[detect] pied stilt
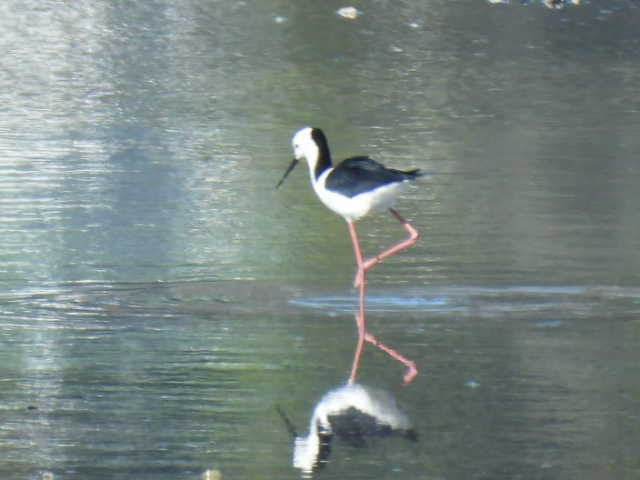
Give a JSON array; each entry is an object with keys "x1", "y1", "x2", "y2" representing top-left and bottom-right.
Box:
[{"x1": 277, "y1": 127, "x2": 421, "y2": 385}]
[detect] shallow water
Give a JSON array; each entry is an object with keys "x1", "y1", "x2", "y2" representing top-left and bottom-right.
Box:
[{"x1": 2, "y1": 1, "x2": 640, "y2": 479}]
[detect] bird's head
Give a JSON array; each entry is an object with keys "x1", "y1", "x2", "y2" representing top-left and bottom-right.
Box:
[
  {"x1": 292, "y1": 126, "x2": 316, "y2": 161},
  {"x1": 277, "y1": 126, "x2": 328, "y2": 188}
]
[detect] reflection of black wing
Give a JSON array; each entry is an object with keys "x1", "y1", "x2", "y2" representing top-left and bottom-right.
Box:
[
  {"x1": 329, "y1": 407, "x2": 418, "y2": 447},
  {"x1": 326, "y1": 156, "x2": 420, "y2": 198},
  {"x1": 329, "y1": 408, "x2": 388, "y2": 447}
]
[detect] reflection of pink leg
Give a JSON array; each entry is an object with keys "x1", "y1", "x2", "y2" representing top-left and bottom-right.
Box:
[
  {"x1": 346, "y1": 217, "x2": 419, "y2": 386},
  {"x1": 348, "y1": 305, "x2": 367, "y2": 384},
  {"x1": 365, "y1": 332, "x2": 418, "y2": 385},
  {"x1": 347, "y1": 221, "x2": 367, "y2": 385},
  {"x1": 354, "y1": 208, "x2": 419, "y2": 288}
]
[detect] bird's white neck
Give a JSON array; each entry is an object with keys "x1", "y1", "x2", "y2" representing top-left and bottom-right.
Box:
[{"x1": 303, "y1": 142, "x2": 332, "y2": 182}]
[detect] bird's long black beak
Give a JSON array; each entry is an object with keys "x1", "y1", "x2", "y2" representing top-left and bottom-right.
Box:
[{"x1": 275, "y1": 158, "x2": 299, "y2": 189}]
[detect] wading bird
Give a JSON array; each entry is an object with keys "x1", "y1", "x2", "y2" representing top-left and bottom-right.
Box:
[{"x1": 277, "y1": 127, "x2": 420, "y2": 385}]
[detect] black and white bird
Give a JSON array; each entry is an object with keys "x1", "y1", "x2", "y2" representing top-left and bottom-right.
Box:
[
  {"x1": 277, "y1": 127, "x2": 420, "y2": 223},
  {"x1": 278, "y1": 383, "x2": 416, "y2": 476},
  {"x1": 277, "y1": 127, "x2": 420, "y2": 385}
]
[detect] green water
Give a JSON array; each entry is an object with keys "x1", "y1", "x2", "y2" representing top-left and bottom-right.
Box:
[{"x1": 1, "y1": 1, "x2": 639, "y2": 479}]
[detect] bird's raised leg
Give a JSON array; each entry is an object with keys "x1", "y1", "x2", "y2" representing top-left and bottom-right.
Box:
[{"x1": 354, "y1": 208, "x2": 419, "y2": 288}]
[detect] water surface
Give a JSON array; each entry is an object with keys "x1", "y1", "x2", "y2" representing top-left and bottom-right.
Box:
[{"x1": 1, "y1": 1, "x2": 639, "y2": 479}]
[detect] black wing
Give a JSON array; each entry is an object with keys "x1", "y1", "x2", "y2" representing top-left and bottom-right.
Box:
[{"x1": 325, "y1": 156, "x2": 420, "y2": 198}]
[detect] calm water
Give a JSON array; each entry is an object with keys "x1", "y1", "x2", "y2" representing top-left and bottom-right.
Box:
[{"x1": 2, "y1": 1, "x2": 640, "y2": 479}]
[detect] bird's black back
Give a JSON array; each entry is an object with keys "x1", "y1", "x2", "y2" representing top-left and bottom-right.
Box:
[{"x1": 325, "y1": 156, "x2": 420, "y2": 198}]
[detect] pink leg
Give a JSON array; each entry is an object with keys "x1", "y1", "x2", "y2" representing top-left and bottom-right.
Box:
[
  {"x1": 347, "y1": 221, "x2": 367, "y2": 384},
  {"x1": 354, "y1": 208, "x2": 419, "y2": 288},
  {"x1": 346, "y1": 218, "x2": 419, "y2": 385}
]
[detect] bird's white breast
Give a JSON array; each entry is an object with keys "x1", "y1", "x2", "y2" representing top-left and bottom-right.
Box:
[{"x1": 314, "y1": 169, "x2": 409, "y2": 221}]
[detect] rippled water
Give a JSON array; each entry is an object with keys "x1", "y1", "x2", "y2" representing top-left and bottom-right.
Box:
[{"x1": 2, "y1": 1, "x2": 640, "y2": 479}]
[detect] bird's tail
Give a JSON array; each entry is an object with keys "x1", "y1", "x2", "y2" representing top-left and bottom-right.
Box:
[{"x1": 403, "y1": 168, "x2": 422, "y2": 180}]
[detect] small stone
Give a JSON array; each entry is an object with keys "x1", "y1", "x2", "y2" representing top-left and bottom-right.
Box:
[{"x1": 337, "y1": 6, "x2": 361, "y2": 20}]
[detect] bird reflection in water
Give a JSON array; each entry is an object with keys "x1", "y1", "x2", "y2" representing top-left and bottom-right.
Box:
[{"x1": 278, "y1": 383, "x2": 416, "y2": 476}]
